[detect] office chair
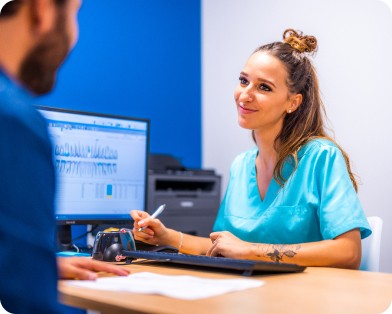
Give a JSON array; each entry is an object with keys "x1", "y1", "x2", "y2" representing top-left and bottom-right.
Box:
[{"x1": 359, "y1": 216, "x2": 383, "y2": 272}]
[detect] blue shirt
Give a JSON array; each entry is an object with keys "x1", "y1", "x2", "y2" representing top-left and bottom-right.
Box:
[
  {"x1": 0, "y1": 70, "x2": 61, "y2": 313},
  {"x1": 213, "y1": 139, "x2": 371, "y2": 244}
]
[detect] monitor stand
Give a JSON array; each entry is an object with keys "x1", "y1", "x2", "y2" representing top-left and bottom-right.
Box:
[{"x1": 56, "y1": 225, "x2": 73, "y2": 252}]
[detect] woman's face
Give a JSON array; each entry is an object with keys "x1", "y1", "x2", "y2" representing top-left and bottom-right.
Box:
[{"x1": 234, "y1": 52, "x2": 297, "y2": 134}]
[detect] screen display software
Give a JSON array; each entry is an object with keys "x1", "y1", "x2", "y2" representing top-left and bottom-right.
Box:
[{"x1": 38, "y1": 106, "x2": 149, "y2": 223}]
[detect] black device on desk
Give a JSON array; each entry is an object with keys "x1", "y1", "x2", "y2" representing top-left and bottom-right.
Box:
[
  {"x1": 148, "y1": 154, "x2": 221, "y2": 237},
  {"x1": 122, "y1": 251, "x2": 306, "y2": 276},
  {"x1": 91, "y1": 230, "x2": 178, "y2": 262}
]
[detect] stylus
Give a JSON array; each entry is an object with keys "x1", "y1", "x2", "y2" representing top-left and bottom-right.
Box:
[{"x1": 138, "y1": 204, "x2": 166, "y2": 232}]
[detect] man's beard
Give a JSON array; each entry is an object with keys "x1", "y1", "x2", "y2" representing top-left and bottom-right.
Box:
[{"x1": 19, "y1": 10, "x2": 70, "y2": 95}]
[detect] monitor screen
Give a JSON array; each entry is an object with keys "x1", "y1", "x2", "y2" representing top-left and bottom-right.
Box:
[{"x1": 37, "y1": 106, "x2": 149, "y2": 227}]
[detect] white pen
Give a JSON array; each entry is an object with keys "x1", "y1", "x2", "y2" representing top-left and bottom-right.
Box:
[{"x1": 138, "y1": 204, "x2": 166, "y2": 232}]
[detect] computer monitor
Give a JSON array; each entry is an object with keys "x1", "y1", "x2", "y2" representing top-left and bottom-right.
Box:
[{"x1": 37, "y1": 106, "x2": 149, "y2": 251}]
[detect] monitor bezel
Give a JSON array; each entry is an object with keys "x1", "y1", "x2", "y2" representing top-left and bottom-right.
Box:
[{"x1": 37, "y1": 105, "x2": 150, "y2": 226}]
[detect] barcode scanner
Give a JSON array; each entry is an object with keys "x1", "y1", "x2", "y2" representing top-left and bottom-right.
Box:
[{"x1": 92, "y1": 228, "x2": 136, "y2": 262}]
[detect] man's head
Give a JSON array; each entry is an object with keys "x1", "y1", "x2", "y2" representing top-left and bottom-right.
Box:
[{"x1": 0, "y1": 0, "x2": 81, "y2": 94}]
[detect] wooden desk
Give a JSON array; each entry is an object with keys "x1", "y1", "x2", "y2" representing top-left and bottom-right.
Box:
[{"x1": 58, "y1": 262, "x2": 392, "y2": 314}]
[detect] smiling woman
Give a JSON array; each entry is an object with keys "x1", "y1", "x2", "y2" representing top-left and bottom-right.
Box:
[
  {"x1": 130, "y1": 29, "x2": 371, "y2": 270},
  {"x1": 235, "y1": 52, "x2": 300, "y2": 138}
]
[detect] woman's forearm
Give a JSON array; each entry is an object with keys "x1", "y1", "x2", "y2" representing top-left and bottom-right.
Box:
[{"x1": 249, "y1": 229, "x2": 361, "y2": 269}]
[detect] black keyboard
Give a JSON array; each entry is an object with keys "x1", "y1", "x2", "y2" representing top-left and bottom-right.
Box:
[{"x1": 122, "y1": 250, "x2": 306, "y2": 276}]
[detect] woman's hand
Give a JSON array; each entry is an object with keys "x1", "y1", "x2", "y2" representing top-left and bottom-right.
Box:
[
  {"x1": 130, "y1": 210, "x2": 171, "y2": 245},
  {"x1": 206, "y1": 231, "x2": 253, "y2": 259}
]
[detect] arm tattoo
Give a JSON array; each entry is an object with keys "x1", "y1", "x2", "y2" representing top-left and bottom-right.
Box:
[{"x1": 254, "y1": 244, "x2": 301, "y2": 263}]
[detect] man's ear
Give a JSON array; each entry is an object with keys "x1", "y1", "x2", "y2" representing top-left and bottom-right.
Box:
[
  {"x1": 286, "y1": 93, "x2": 303, "y2": 114},
  {"x1": 28, "y1": 0, "x2": 56, "y2": 35}
]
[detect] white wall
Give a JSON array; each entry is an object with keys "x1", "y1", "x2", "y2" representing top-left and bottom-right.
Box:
[{"x1": 202, "y1": 0, "x2": 392, "y2": 273}]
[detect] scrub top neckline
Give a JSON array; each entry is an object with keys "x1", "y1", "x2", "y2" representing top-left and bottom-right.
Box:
[{"x1": 252, "y1": 150, "x2": 281, "y2": 207}]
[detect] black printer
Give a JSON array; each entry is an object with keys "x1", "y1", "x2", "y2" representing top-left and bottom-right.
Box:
[{"x1": 147, "y1": 154, "x2": 221, "y2": 237}]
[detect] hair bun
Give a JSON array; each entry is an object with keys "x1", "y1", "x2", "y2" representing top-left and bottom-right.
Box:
[{"x1": 283, "y1": 29, "x2": 317, "y2": 54}]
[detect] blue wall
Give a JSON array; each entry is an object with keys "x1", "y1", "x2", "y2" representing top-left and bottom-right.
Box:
[
  {"x1": 39, "y1": 3, "x2": 201, "y2": 313},
  {"x1": 38, "y1": 0, "x2": 201, "y2": 168}
]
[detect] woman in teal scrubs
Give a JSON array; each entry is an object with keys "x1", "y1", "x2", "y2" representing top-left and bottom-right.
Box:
[{"x1": 131, "y1": 29, "x2": 371, "y2": 269}]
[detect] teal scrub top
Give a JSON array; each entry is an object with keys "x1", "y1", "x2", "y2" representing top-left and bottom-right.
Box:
[{"x1": 213, "y1": 139, "x2": 371, "y2": 244}]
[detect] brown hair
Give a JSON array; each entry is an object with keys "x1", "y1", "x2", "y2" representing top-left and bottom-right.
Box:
[{"x1": 252, "y1": 29, "x2": 358, "y2": 191}]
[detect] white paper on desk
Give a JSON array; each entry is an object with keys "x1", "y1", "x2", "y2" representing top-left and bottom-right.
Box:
[{"x1": 65, "y1": 272, "x2": 264, "y2": 300}]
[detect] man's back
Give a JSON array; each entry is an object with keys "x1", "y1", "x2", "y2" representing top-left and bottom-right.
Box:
[{"x1": 0, "y1": 70, "x2": 61, "y2": 313}]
